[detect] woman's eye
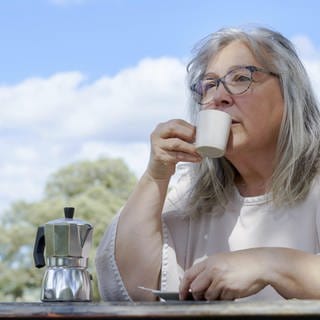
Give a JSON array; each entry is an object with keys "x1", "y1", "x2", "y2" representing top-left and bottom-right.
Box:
[
  {"x1": 204, "y1": 81, "x2": 217, "y2": 91},
  {"x1": 231, "y1": 74, "x2": 250, "y2": 82}
]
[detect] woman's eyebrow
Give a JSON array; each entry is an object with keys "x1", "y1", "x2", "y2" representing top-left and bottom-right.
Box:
[
  {"x1": 203, "y1": 64, "x2": 249, "y2": 79},
  {"x1": 203, "y1": 73, "x2": 218, "y2": 80}
]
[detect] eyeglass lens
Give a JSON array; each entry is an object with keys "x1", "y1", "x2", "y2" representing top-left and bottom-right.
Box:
[{"x1": 195, "y1": 67, "x2": 253, "y2": 104}]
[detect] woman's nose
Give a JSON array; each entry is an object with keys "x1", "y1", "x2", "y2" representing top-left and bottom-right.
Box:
[{"x1": 201, "y1": 84, "x2": 233, "y2": 110}]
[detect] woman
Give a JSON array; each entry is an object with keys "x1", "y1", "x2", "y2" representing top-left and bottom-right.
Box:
[{"x1": 95, "y1": 26, "x2": 320, "y2": 301}]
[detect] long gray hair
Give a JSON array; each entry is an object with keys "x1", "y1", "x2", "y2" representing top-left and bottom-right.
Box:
[{"x1": 181, "y1": 26, "x2": 320, "y2": 217}]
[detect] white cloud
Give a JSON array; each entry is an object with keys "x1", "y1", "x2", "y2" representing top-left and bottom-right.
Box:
[
  {"x1": 0, "y1": 58, "x2": 187, "y2": 140},
  {"x1": 292, "y1": 35, "x2": 320, "y2": 100},
  {"x1": 76, "y1": 141, "x2": 150, "y2": 178},
  {"x1": 0, "y1": 57, "x2": 187, "y2": 213},
  {"x1": 292, "y1": 35, "x2": 320, "y2": 60},
  {"x1": 14, "y1": 146, "x2": 38, "y2": 162},
  {"x1": 303, "y1": 60, "x2": 320, "y2": 100}
]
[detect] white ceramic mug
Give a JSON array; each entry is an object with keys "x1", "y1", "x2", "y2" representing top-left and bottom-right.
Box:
[{"x1": 195, "y1": 109, "x2": 231, "y2": 158}]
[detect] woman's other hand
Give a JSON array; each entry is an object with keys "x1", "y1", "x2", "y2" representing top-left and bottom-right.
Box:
[{"x1": 179, "y1": 249, "x2": 268, "y2": 301}]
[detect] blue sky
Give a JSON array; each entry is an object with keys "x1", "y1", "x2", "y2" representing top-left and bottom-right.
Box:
[
  {"x1": 0, "y1": 0, "x2": 320, "y2": 213},
  {"x1": 1, "y1": 0, "x2": 319, "y2": 83}
]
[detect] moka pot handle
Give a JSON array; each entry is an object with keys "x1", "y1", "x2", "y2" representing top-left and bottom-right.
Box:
[{"x1": 33, "y1": 226, "x2": 45, "y2": 268}]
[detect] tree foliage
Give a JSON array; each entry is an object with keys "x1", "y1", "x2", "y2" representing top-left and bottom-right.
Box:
[{"x1": 0, "y1": 158, "x2": 137, "y2": 301}]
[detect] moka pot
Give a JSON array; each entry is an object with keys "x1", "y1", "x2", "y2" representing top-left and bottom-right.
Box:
[{"x1": 33, "y1": 207, "x2": 93, "y2": 302}]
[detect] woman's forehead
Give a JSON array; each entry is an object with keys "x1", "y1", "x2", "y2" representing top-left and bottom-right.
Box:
[{"x1": 206, "y1": 40, "x2": 259, "y2": 74}]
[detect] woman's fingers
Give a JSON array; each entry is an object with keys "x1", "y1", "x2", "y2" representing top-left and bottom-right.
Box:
[
  {"x1": 148, "y1": 119, "x2": 201, "y2": 179},
  {"x1": 153, "y1": 120, "x2": 199, "y2": 159},
  {"x1": 159, "y1": 138, "x2": 200, "y2": 158},
  {"x1": 179, "y1": 262, "x2": 207, "y2": 300},
  {"x1": 157, "y1": 119, "x2": 197, "y2": 142}
]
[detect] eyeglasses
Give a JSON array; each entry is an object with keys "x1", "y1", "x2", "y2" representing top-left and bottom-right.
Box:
[{"x1": 191, "y1": 65, "x2": 279, "y2": 105}]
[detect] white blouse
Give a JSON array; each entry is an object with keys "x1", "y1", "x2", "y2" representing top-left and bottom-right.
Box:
[{"x1": 95, "y1": 177, "x2": 320, "y2": 301}]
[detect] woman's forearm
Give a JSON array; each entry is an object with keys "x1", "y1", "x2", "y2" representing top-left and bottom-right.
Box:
[
  {"x1": 263, "y1": 247, "x2": 320, "y2": 299},
  {"x1": 115, "y1": 171, "x2": 170, "y2": 301}
]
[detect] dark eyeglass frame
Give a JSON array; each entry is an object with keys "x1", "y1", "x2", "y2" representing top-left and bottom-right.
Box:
[{"x1": 191, "y1": 65, "x2": 279, "y2": 105}]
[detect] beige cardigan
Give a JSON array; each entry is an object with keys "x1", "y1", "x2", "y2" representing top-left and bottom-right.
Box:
[{"x1": 95, "y1": 177, "x2": 320, "y2": 301}]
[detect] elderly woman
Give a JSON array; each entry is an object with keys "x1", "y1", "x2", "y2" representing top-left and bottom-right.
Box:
[{"x1": 95, "y1": 26, "x2": 320, "y2": 301}]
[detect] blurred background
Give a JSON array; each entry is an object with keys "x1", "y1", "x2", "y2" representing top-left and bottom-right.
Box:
[{"x1": 0, "y1": 0, "x2": 319, "y2": 301}]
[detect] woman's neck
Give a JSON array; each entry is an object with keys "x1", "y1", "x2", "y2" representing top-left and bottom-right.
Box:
[
  {"x1": 228, "y1": 152, "x2": 275, "y2": 197},
  {"x1": 234, "y1": 176, "x2": 269, "y2": 197}
]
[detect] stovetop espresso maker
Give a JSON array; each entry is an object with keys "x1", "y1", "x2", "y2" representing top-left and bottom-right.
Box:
[{"x1": 33, "y1": 207, "x2": 93, "y2": 302}]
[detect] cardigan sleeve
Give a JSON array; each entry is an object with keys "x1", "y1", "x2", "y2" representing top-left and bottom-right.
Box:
[{"x1": 95, "y1": 212, "x2": 132, "y2": 301}]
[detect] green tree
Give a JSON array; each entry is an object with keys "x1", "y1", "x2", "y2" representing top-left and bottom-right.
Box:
[{"x1": 0, "y1": 157, "x2": 137, "y2": 301}]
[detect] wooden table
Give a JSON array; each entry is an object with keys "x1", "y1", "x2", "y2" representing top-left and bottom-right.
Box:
[{"x1": 1, "y1": 300, "x2": 320, "y2": 319}]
